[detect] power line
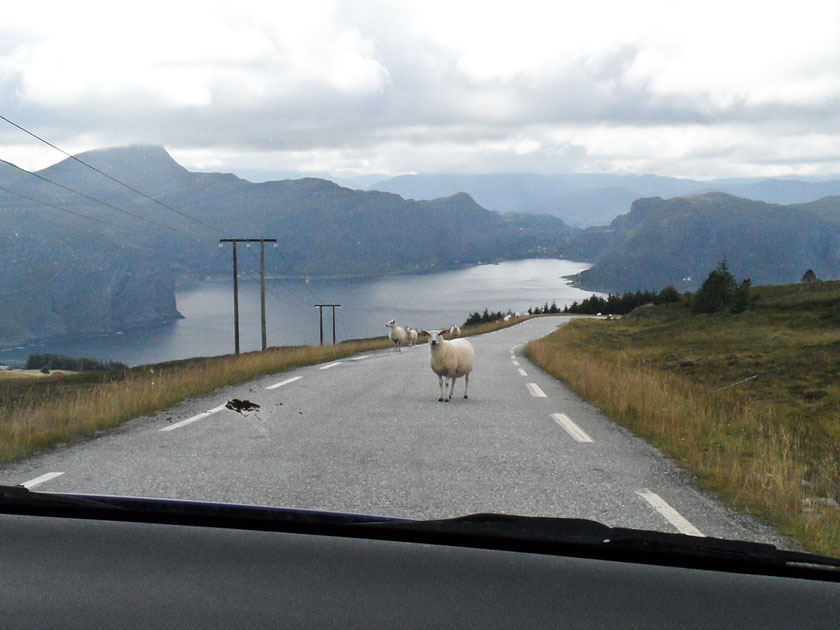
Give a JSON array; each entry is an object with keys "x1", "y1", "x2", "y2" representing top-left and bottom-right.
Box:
[
  {"x1": 219, "y1": 239, "x2": 277, "y2": 354},
  {"x1": 1, "y1": 114, "x2": 328, "y2": 309},
  {"x1": 313, "y1": 304, "x2": 341, "y2": 345},
  {"x1": 0, "y1": 114, "x2": 221, "y2": 234},
  {"x1": 0, "y1": 157, "x2": 183, "y2": 234},
  {"x1": 0, "y1": 184, "x2": 130, "y2": 232}
]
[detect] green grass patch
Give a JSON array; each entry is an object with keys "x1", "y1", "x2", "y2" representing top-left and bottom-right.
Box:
[{"x1": 526, "y1": 282, "x2": 840, "y2": 557}]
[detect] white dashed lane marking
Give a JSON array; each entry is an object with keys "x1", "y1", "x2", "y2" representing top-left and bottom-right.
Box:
[
  {"x1": 518, "y1": 368, "x2": 527, "y2": 376},
  {"x1": 349, "y1": 355, "x2": 370, "y2": 361},
  {"x1": 160, "y1": 404, "x2": 227, "y2": 432},
  {"x1": 512, "y1": 360, "x2": 520, "y2": 366},
  {"x1": 636, "y1": 489, "x2": 704, "y2": 537},
  {"x1": 21, "y1": 472, "x2": 64, "y2": 489},
  {"x1": 551, "y1": 413, "x2": 593, "y2": 443},
  {"x1": 319, "y1": 362, "x2": 342, "y2": 370},
  {"x1": 266, "y1": 376, "x2": 303, "y2": 390},
  {"x1": 527, "y1": 383, "x2": 547, "y2": 398}
]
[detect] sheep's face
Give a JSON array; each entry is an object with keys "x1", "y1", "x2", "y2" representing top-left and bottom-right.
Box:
[
  {"x1": 385, "y1": 319, "x2": 396, "y2": 329},
  {"x1": 423, "y1": 329, "x2": 446, "y2": 346}
]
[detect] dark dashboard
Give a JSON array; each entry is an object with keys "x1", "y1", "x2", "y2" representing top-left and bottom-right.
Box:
[{"x1": 2, "y1": 487, "x2": 838, "y2": 629}]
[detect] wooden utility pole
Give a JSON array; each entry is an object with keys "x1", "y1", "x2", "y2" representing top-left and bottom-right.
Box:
[
  {"x1": 220, "y1": 238, "x2": 277, "y2": 354},
  {"x1": 260, "y1": 241, "x2": 267, "y2": 351},
  {"x1": 314, "y1": 304, "x2": 340, "y2": 345}
]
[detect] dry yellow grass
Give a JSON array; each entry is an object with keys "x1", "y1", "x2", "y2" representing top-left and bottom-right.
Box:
[
  {"x1": 0, "y1": 316, "x2": 525, "y2": 463},
  {"x1": 526, "y1": 299, "x2": 840, "y2": 556},
  {"x1": 0, "y1": 369, "x2": 77, "y2": 379}
]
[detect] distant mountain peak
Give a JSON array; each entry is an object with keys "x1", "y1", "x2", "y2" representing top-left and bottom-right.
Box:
[
  {"x1": 424, "y1": 191, "x2": 485, "y2": 211},
  {"x1": 38, "y1": 144, "x2": 189, "y2": 189},
  {"x1": 73, "y1": 144, "x2": 187, "y2": 173}
]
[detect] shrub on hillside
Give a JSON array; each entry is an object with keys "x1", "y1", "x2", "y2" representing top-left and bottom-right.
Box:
[
  {"x1": 559, "y1": 287, "x2": 681, "y2": 316},
  {"x1": 25, "y1": 353, "x2": 128, "y2": 372},
  {"x1": 691, "y1": 260, "x2": 752, "y2": 314},
  {"x1": 463, "y1": 308, "x2": 509, "y2": 326}
]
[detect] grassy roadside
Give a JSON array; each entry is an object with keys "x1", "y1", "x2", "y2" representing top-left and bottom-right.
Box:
[
  {"x1": 0, "y1": 316, "x2": 526, "y2": 463},
  {"x1": 526, "y1": 281, "x2": 840, "y2": 556}
]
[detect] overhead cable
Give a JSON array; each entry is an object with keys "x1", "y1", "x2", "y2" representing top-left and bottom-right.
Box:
[{"x1": 0, "y1": 114, "x2": 220, "y2": 233}]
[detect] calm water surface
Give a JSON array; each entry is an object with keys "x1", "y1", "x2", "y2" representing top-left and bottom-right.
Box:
[{"x1": 1, "y1": 259, "x2": 601, "y2": 367}]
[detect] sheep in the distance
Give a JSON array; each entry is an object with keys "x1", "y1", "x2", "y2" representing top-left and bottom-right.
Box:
[
  {"x1": 405, "y1": 327, "x2": 418, "y2": 347},
  {"x1": 448, "y1": 324, "x2": 461, "y2": 338},
  {"x1": 421, "y1": 329, "x2": 474, "y2": 401},
  {"x1": 385, "y1": 319, "x2": 407, "y2": 351}
]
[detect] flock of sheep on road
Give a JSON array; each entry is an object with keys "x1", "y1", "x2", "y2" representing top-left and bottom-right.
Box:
[{"x1": 385, "y1": 318, "x2": 475, "y2": 402}]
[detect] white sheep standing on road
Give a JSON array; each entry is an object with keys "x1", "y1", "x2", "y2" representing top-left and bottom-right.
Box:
[
  {"x1": 421, "y1": 329, "x2": 474, "y2": 401},
  {"x1": 448, "y1": 324, "x2": 461, "y2": 338},
  {"x1": 405, "y1": 327, "x2": 418, "y2": 347},
  {"x1": 385, "y1": 319, "x2": 407, "y2": 351}
]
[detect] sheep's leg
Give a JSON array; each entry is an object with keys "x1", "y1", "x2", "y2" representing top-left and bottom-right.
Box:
[
  {"x1": 463, "y1": 372, "x2": 469, "y2": 399},
  {"x1": 437, "y1": 375, "x2": 445, "y2": 402},
  {"x1": 447, "y1": 375, "x2": 456, "y2": 401}
]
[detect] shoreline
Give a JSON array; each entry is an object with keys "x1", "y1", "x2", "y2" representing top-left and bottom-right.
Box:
[{"x1": 3, "y1": 258, "x2": 598, "y2": 366}]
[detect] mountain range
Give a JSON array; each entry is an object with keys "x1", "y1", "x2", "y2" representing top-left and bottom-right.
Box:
[
  {"x1": 3, "y1": 145, "x2": 839, "y2": 345},
  {"x1": 369, "y1": 173, "x2": 840, "y2": 228},
  {"x1": 0, "y1": 146, "x2": 576, "y2": 345},
  {"x1": 571, "y1": 193, "x2": 840, "y2": 293}
]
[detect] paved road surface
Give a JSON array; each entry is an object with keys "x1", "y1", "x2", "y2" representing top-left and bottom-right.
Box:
[{"x1": 0, "y1": 316, "x2": 790, "y2": 546}]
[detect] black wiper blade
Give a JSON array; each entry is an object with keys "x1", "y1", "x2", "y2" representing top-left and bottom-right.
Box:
[
  {"x1": 388, "y1": 512, "x2": 840, "y2": 576},
  {"x1": 0, "y1": 484, "x2": 125, "y2": 512},
  {"x1": 0, "y1": 485, "x2": 405, "y2": 530},
  {"x1": 384, "y1": 512, "x2": 613, "y2": 544},
  {"x1": 2, "y1": 489, "x2": 837, "y2": 579},
  {"x1": 604, "y1": 524, "x2": 840, "y2": 570}
]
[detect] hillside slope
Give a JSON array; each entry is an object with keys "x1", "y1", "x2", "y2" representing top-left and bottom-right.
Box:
[
  {"x1": 526, "y1": 281, "x2": 840, "y2": 555},
  {"x1": 572, "y1": 193, "x2": 840, "y2": 292},
  {"x1": 370, "y1": 172, "x2": 840, "y2": 227},
  {"x1": 0, "y1": 146, "x2": 577, "y2": 344}
]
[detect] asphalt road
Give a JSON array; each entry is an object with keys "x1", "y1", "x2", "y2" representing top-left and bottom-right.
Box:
[{"x1": 0, "y1": 316, "x2": 790, "y2": 546}]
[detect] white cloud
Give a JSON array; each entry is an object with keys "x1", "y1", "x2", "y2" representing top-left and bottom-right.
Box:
[
  {"x1": 2, "y1": 0, "x2": 840, "y2": 177},
  {"x1": 2, "y1": 1, "x2": 389, "y2": 109}
]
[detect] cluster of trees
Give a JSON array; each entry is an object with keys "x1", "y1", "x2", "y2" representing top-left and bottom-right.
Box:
[
  {"x1": 463, "y1": 309, "x2": 514, "y2": 326},
  {"x1": 690, "y1": 260, "x2": 752, "y2": 314},
  {"x1": 25, "y1": 353, "x2": 128, "y2": 373},
  {"x1": 532, "y1": 260, "x2": 756, "y2": 317},
  {"x1": 464, "y1": 260, "x2": 759, "y2": 325},
  {"x1": 560, "y1": 287, "x2": 681, "y2": 316},
  {"x1": 529, "y1": 302, "x2": 561, "y2": 315}
]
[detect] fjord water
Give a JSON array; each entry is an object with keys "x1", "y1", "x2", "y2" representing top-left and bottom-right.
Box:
[{"x1": 1, "y1": 259, "x2": 599, "y2": 367}]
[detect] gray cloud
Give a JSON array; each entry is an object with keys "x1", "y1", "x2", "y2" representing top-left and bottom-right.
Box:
[{"x1": 2, "y1": 1, "x2": 840, "y2": 178}]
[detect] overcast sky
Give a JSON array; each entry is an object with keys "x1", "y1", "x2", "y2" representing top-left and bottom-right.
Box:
[{"x1": 2, "y1": 0, "x2": 839, "y2": 179}]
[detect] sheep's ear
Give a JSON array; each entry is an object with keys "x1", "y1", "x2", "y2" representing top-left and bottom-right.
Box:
[{"x1": 420, "y1": 330, "x2": 429, "y2": 336}]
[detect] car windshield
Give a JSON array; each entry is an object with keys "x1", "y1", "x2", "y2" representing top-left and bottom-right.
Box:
[{"x1": 1, "y1": 0, "x2": 838, "y2": 563}]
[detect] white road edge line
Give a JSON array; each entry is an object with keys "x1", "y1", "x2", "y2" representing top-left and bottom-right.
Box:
[
  {"x1": 319, "y1": 362, "x2": 342, "y2": 370},
  {"x1": 159, "y1": 404, "x2": 228, "y2": 432},
  {"x1": 518, "y1": 368, "x2": 527, "y2": 376},
  {"x1": 350, "y1": 355, "x2": 370, "y2": 361},
  {"x1": 527, "y1": 383, "x2": 547, "y2": 398},
  {"x1": 266, "y1": 375, "x2": 303, "y2": 390},
  {"x1": 512, "y1": 360, "x2": 520, "y2": 366},
  {"x1": 636, "y1": 489, "x2": 704, "y2": 537},
  {"x1": 21, "y1": 472, "x2": 64, "y2": 489},
  {"x1": 551, "y1": 413, "x2": 594, "y2": 443}
]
